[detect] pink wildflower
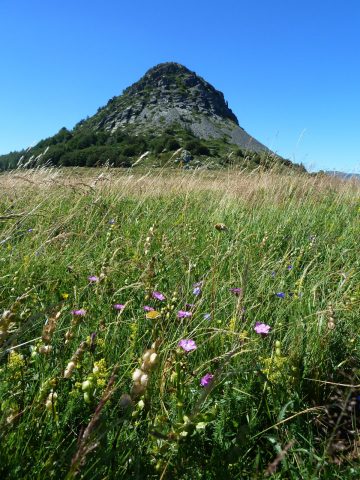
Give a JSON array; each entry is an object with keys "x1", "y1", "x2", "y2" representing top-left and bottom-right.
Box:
[
  {"x1": 178, "y1": 339, "x2": 197, "y2": 352},
  {"x1": 200, "y1": 373, "x2": 214, "y2": 387},
  {"x1": 254, "y1": 322, "x2": 271, "y2": 336},
  {"x1": 152, "y1": 291, "x2": 165, "y2": 301}
]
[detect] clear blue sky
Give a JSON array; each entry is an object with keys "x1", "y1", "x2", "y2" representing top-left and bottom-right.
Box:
[{"x1": 0, "y1": 0, "x2": 359, "y2": 172}]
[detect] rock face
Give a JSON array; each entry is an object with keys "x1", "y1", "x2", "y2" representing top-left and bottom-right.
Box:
[{"x1": 79, "y1": 62, "x2": 268, "y2": 152}]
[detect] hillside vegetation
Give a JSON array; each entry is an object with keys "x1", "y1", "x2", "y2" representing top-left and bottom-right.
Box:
[{"x1": 0, "y1": 167, "x2": 359, "y2": 479}]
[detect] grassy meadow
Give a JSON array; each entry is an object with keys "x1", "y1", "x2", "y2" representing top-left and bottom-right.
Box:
[{"x1": 0, "y1": 167, "x2": 359, "y2": 479}]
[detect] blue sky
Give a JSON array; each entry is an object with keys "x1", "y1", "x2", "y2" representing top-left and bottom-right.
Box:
[{"x1": 0, "y1": 0, "x2": 359, "y2": 172}]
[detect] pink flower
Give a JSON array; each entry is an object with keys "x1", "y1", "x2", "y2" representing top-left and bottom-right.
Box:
[
  {"x1": 152, "y1": 291, "x2": 165, "y2": 301},
  {"x1": 143, "y1": 305, "x2": 154, "y2": 312},
  {"x1": 178, "y1": 339, "x2": 197, "y2": 352},
  {"x1": 200, "y1": 373, "x2": 214, "y2": 387},
  {"x1": 254, "y1": 322, "x2": 271, "y2": 336},
  {"x1": 71, "y1": 309, "x2": 86, "y2": 316},
  {"x1": 88, "y1": 275, "x2": 99, "y2": 283},
  {"x1": 229, "y1": 287, "x2": 242, "y2": 296},
  {"x1": 177, "y1": 310, "x2": 192, "y2": 318},
  {"x1": 113, "y1": 304, "x2": 125, "y2": 311}
]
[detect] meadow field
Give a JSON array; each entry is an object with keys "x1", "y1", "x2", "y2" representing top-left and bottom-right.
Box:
[{"x1": 0, "y1": 167, "x2": 359, "y2": 479}]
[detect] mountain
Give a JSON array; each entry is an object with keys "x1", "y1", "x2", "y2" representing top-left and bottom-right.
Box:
[
  {"x1": 79, "y1": 62, "x2": 267, "y2": 152},
  {"x1": 0, "y1": 62, "x2": 305, "y2": 171},
  {"x1": 323, "y1": 171, "x2": 360, "y2": 180}
]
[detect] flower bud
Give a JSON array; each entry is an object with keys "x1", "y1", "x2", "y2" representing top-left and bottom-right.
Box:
[
  {"x1": 64, "y1": 361, "x2": 75, "y2": 378},
  {"x1": 149, "y1": 352, "x2": 158, "y2": 365},
  {"x1": 140, "y1": 373, "x2": 149, "y2": 386},
  {"x1": 39, "y1": 345, "x2": 52, "y2": 354},
  {"x1": 82, "y1": 380, "x2": 92, "y2": 392},
  {"x1": 275, "y1": 340, "x2": 281, "y2": 348},
  {"x1": 142, "y1": 350, "x2": 152, "y2": 362},
  {"x1": 132, "y1": 368, "x2": 143, "y2": 383}
]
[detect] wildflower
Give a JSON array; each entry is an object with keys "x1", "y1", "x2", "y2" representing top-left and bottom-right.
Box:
[
  {"x1": 177, "y1": 310, "x2": 192, "y2": 318},
  {"x1": 27, "y1": 228, "x2": 33, "y2": 233},
  {"x1": 88, "y1": 275, "x2": 99, "y2": 283},
  {"x1": 200, "y1": 373, "x2": 214, "y2": 387},
  {"x1": 230, "y1": 288, "x2": 242, "y2": 296},
  {"x1": 254, "y1": 322, "x2": 271, "y2": 336},
  {"x1": 113, "y1": 304, "x2": 125, "y2": 311},
  {"x1": 61, "y1": 292, "x2": 69, "y2": 300},
  {"x1": 146, "y1": 310, "x2": 161, "y2": 320},
  {"x1": 71, "y1": 309, "x2": 86, "y2": 316},
  {"x1": 109, "y1": 219, "x2": 115, "y2": 224},
  {"x1": 271, "y1": 271, "x2": 276, "y2": 277},
  {"x1": 193, "y1": 281, "x2": 203, "y2": 288},
  {"x1": 193, "y1": 287, "x2": 201, "y2": 296},
  {"x1": 178, "y1": 339, "x2": 197, "y2": 352},
  {"x1": 143, "y1": 305, "x2": 154, "y2": 312},
  {"x1": 203, "y1": 313, "x2": 211, "y2": 320},
  {"x1": 276, "y1": 292, "x2": 285, "y2": 298},
  {"x1": 152, "y1": 291, "x2": 165, "y2": 301},
  {"x1": 186, "y1": 303, "x2": 195, "y2": 309},
  {"x1": 287, "y1": 265, "x2": 293, "y2": 270}
]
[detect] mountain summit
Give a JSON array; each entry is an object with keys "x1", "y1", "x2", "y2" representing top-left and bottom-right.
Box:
[{"x1": 79, "y1": 62, "x2": 267, "y2": 152}]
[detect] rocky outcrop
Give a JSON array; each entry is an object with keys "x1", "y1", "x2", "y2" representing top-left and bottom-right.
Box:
[{"x1": 78, "y1": 62, "x2": 268, "y2": 152}]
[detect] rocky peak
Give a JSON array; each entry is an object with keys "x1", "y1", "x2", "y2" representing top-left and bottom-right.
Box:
[
  {"x1": 76, "y1": 62, "x2": 268, "y2": 153},
  {"x1": 122, "y1": 62, "x2": 239, "y2": 125}
]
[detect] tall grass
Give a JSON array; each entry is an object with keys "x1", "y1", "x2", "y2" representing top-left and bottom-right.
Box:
[{"x1": 0, "y1": 167, "x2": 359, "y2": 479}]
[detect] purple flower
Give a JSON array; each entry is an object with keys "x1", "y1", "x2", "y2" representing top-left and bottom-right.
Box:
[
  {"x1": 200, "y1": 373, "x2": 214, "y2": 387},
  {"x1": 143, "y1": 305, "x2": 154, "y2": 312},
  {"x1": 287, "y1": 265, "x2": 293, "y2": 270},
  {"x1": 276, "y1": 292, "x2": 285, "y2": 298},
  {"x1": 193, "y1": 281, "x2": 203, "y2": 288},
  {"x1": 113, "y1": 304, "x2": 125, "y2": 311},
  {"x1": 230, "y1": 288, "x2": 242, "y2": 296},
  {"x1": 186, "y1": 303, "x2": 195, "y2": 309},
  {"x1": 271, "y1": 271, "x2": 276, "y2": 277},
  {"x1": 152, "y1": 291, "x2": 165, "y2": 301},
  {"x1": 178, "y1": 339, "x2": 197, "y2": 352},
  {"x1": 177, "y1": 310, "x2": 192, "y2": 318},
  {"x1": 109, "y1": 219, "x2": 115, "y2": 225},
  {"x1": 254, "y1": 322, "x2": 271, "y2": 336},
  {"x1": 203, "y1": 313, "x2": 211, "y2": 320},
  {"x1": 193, "y1": 286, "x2": 201, "y2": 295},
  {"x1": 27, "y1": 228, "x2": 34, "y2": 233},
  {"x1": 88, "y1": 275, "x2": 99, "y2": 283},
  {"x1": 71, "y1": 309, "x2": 86, "y2": 316}
]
